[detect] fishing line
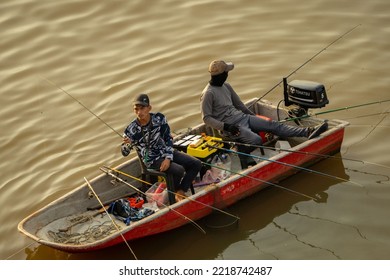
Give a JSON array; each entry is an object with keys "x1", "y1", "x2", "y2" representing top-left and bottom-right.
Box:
[
  {"x1": 213, "y1": 139, "x2": 390, "y2": 170},
  {"x1": 280, "y1": 99, "x2": 390, "y2": 123},
  {"x1": 40, "y1": 76, "x2": 233, "y2": 233},
  {"x1": 345, "y1": 167, "x2": 390, "y2": 185},
  {"x1": 288, "y1": 208, "x2": 368, "y2": 240},
  {"x1": 343, "y1": 111, "x2": 389, "y2": 120},
  {"x1": 349, "y1": 124, "x2": 390, "y2": 128},
  {"x1": 209, "y1": 145, "x2": 364, "y2": 188},
  {"x1": 99, "y1": 167, "x2": 207, "y2": 235},
  {"x1": 5, "y1": 241, "x2": 36, "y2": 260},
  {"x1": 342, "y1": 105, "x2": 390, "y2": 156},
  {"x1": 201, "y1": 161, "x2": 316, "y2": 200},
  {"x1": 251, "y1": 24, "x2": 362, "y2": 105},
  {"x1": 84, "y1": 177, "x2": 138, "y2": 259},
  {"x1": 40, "y1": 75, "x2": 123, "y2": 138},
  {"x1": 102, "y1": 166, "x2": 240, "y2": 221}
]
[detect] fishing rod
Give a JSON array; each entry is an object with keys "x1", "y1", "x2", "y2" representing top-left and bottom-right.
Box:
[
  {"x1": 40, "y1": 74, "x2": 357, "y2": 202},
  {"x1": 208, "y1": 145, "x2": 363, "y2": 188},
  {"x1": 41, "y1": 76, "x2": 237, "y2": 227},
  {"x1": 39, "y1": 78, "x2": 207, "y2": 233},
  {"x1": 104, "y1": 164, "x2": 315, "y2": 205},
  {"x1": 100, "y1": 167, "x2": 207, "y2": 235},
  {"x1": 40, "y1": 75, "x2": 123, "y2": 138},
  {"x1": 213, "y1": 139, "x2": 390, "y2": 170},
  {"x1": 280, "y1": 99, "x2": 390, "y2": 123},
  {"x1": 201, "y1": 161, "x2": 317, "y2": 200},
  {"x1": 102, "y1": 165, "x2": 241, "y2": 221},
  {"x1": 250, "y1": 24, "x2": 361, "y2": 107},
  {"x1": 84, "y1": 177, "x2": 138, "y2": 259}
]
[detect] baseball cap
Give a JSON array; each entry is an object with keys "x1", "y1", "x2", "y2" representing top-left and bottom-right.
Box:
[
  {"x1": 208, "y1": 60, "x2": 234, "y2": 76},
  {"x1": 133, "y1": 93, "x2": 150, "y2": 106}
]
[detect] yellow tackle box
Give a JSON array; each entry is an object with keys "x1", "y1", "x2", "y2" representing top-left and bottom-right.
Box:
[{"x1": 173, "y1": 134, "x2": 223, "y2": 159}]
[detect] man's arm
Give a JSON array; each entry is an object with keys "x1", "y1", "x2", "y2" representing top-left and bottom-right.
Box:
[
  {"x1": 159, "y1": 114, "x2": 174, "y2": 161},
  {"x1": 200, "y1": 90, "x2": 225, "y2": 130},
  {"x1": 226, "y1": 83, "x2": 255, "y2": 115}
]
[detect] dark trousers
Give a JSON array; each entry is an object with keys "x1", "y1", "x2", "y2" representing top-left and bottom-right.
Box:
[
  {"x1": 151, "y1": 150, "x2": 202, "y2": 192},
  {"x1": 225, "y1": 115, "x2": 309, "y2": 168}
]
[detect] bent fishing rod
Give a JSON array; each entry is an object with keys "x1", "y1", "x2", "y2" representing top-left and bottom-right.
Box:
[{"x1": 249, "y1": 24, "x2": 361, "y2": 108}]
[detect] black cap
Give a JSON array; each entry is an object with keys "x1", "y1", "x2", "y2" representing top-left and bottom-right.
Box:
[{"x1": 133, "y1": 93, "x2": 150, "y2": 106}]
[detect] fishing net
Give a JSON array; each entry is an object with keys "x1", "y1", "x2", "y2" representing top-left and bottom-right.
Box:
[{"x1": 45, "y1": 213, "x2": 120, "y2": 245}]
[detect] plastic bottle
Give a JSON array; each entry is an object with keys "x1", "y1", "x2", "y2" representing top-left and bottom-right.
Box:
[{"x1": 154, "y1": 182, "x2": 167, "y2": 193}]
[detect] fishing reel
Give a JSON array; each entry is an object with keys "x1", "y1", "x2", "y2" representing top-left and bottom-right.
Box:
[{"x1": 283, "y1": 78, "x2": 329, "y2": 124}]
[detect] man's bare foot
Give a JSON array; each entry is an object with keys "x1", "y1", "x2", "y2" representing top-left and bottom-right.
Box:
[{"x1": 175, "y1": 190, "x2": 187, "y2": 202}]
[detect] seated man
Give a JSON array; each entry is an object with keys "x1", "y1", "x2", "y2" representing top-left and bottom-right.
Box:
[
  {"x1": 200, "y1": 60, "x2": 328, "y2": 169},
  {"x1": 121, "y1": 93, "x2": 202, "y2": 202}
]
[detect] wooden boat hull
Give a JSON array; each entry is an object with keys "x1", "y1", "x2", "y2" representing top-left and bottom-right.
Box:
[{"x1": 18, "y1": 101, "x2": 348, "y2": 253}]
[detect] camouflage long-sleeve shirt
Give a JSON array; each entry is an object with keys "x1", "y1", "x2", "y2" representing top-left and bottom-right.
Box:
[{"x1": 123, "y1": 112, "x2": 173, "y2": 167}]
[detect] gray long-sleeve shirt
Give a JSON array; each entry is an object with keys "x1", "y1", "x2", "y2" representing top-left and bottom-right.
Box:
[{"x1": 200, "y1": 82, "x2": 254, "y2": 130}]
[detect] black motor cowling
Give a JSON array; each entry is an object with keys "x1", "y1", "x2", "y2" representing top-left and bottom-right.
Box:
[{"x1": 284, "y1": 79, "x2": 329, "y2": 109}]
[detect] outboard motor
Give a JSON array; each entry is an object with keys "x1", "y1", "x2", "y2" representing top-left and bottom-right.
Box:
[{"x1": 283, "y1": 78, "x2": 329, "y2": 123}]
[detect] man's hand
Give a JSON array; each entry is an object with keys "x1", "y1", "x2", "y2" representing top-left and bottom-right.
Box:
[
  {"x1": 160, "y1": 158, "x2": 171, "y2": 171},
  {"x1": 123, "y1": 136, "x2": 131, "y2": 144},
  {"x1": 121, "y1": 136, "x2": 132, "y2": 156},
  {"x1": 223, "y1": 123, "x2": 240, "y2": 136}
]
